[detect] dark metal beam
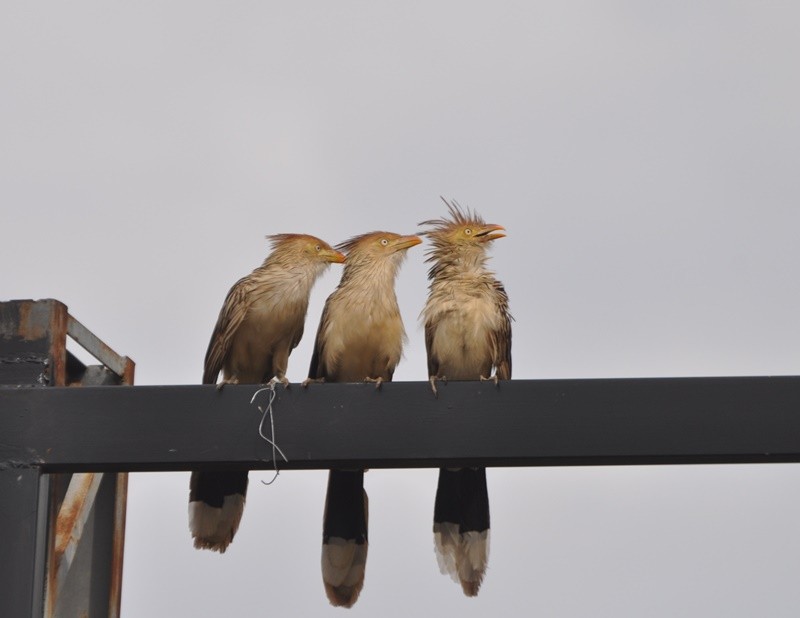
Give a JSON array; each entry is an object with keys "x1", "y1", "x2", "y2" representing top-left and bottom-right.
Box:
[
  {"x1": 0, "y1": 469, "x2": 48, "y2": 618},
  {"x1": 3, "y1": 376, "x2": 800, "y2": 473}
]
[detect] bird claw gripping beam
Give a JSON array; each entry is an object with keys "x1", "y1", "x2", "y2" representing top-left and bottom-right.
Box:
[
  {"x1": 267, "y1": 375, "x2": 290, "y2": 389},
  {"x1": 480, "y1": 374, "x2": 500, "y2": 387},
  {"x1": 216, "y1": 377, "x2": 240, "y2": 391},
  {"x1": 429, "y1": 375, "x2": 447, "y2": 397},
  {"x1": 364, "y1": 376, "x2": 384, "y2": 390}
]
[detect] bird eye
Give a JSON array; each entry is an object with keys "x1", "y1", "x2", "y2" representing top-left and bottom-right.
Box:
[
  {"x1": 315, "y1": 245, "x2": 321, "y2": 251},
  {"x1": 380, "y1": 239, "x2": 389, "y2": 246},
  {"x1": 465, "y1": 228, "x2": 472, "y2": 235}
]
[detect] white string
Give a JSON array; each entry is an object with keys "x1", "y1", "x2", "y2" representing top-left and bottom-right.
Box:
[{"x1": 250, "y1": 381, "x2": 289, "y2": 486}]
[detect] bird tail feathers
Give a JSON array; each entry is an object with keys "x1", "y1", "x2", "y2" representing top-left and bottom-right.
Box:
[
  {"x1": 189, "y1": 470, "x2": 248, "y2": 553},
  {"x1": 322, "y1": 470, "x2": 369, "y2": 607},
  {"x1": 433, "y1": 467, "x2": 490, "y2": 596}
]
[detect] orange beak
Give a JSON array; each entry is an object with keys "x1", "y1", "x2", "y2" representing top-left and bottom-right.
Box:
[
  {"x1": 324, "y1": 249, "x2": 347, "y2": 263},
  {"x1": 476, "y1": 224, "x2": 506, "y2": 242},
  {"x1": 392, "y1": 235, "x2": 423, "y2": 251}
]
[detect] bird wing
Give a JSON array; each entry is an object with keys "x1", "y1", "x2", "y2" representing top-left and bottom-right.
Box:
[
  {"x1": 492, "y1": 281, "x2": 512, "y2": 380},
  {"x1": 203, "y1": 275, "x2": 255, "y2": 384},
  {"x1": 289, "y1": 319, "x2": 305, "y2": 352},
  {"x1": 307, "y1": 299, "x2": 332, "y2": 380},
  {"x1": 424, "y1": 318, "x2": 440, "y2": 378}
]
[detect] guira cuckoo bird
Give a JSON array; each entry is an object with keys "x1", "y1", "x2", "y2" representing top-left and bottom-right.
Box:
[
  {"x1": 306, "y1": 231, "x2": 422, "y2": 607},
  {"x1": 189, "y1": 234, "x2": 344, "y2": 552},
  {"x1": 420, "y1": 201, "x2": 511, "y2": 596}
]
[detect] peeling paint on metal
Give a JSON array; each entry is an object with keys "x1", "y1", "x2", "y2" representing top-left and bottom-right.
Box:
[
  {"x1": 12, "y1": 300, "x2": 59, "y2": 341},
  {"x1": 47, "y1": 473, "x2": 104, "y2": 616}
]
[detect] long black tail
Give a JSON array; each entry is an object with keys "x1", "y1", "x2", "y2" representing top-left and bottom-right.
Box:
[
  {"x1": 189, "y1": 470, "x2": 248, "y2": 552},
  {"x1": 321, "y1": 470, "x2": 368, "y2": 607},
  {"x1": 433, "y1": 467, "x2": 490, "y2": 596}
]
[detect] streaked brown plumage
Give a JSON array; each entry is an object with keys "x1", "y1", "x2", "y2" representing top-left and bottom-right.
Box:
[
  {"x1": 189, "y1": 234, "x2": 344, "y2": 553},
  {"x1": 420, "y1": 200, "x2": 511, "y2": 596},
  {"x1": 203, "y1": 234, "x2": 346, "y2": 388},
  {"x1": 309, "y1": 231, "x2": 422, "y2": 607}
]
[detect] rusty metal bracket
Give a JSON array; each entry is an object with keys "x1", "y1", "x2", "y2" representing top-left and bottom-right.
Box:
[
  {"x1": 48, "y1": 473, "x2": 104, "y2": 610},
  {"x1": 67, "y1": 316, "x2": 134, "y2": 383},
  {"x1": 1, "y1": 299, "x2": 134, "y2": 618}
]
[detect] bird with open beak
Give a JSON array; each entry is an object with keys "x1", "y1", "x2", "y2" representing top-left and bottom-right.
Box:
[
  {"x1": 306, "y1": 231, "x2": 422, "y2": 607},
  {"x1": 420, "y1": 200, "x2": 512, "y2": 597},
  {"x1": 189, "y1": 234, "x2": 345, "y2": 553}
]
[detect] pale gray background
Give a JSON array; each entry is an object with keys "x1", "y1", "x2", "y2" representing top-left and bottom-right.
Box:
[{"x1": 3, "y1": 2, "x2": 800, "y2": 616}]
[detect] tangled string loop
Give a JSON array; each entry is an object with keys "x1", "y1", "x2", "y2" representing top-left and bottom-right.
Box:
[{"x1": 250, "y1": 382, "x2": 289, "y2": 486}]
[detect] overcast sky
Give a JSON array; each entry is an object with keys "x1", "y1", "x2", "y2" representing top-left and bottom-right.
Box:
[{"x1": 3, "y1": 2, "x2": 800, "y2": 616}]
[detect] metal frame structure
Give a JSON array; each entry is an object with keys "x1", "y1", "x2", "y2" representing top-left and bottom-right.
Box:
[
  {"x1": 4, "y1": 299, "x2": 800, "y2": 616},
  {"x1": 1, "y1": 300, "x2": 134, "y2": 618}
]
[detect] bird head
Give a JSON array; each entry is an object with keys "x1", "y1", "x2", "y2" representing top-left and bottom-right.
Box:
[
  {"x1": 267, "y1": 234, "x2": 346, "y2": 265},
  {"x1": 333, "y1": 232, "x2": 422, "y2": 287},
  {"x1": 419, "y1": 198, "x2": 505, "y2": 250},
  {"x1": 337, "y1": 232, "x2": 422, "y2": 263}
]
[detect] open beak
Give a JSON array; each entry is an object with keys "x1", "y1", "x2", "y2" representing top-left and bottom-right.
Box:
[
  {"x1": 476, "y1": 224, "x2": 506, "y2": 242},
  {"x1": 392, "y1": 235, "x2": 423, "y2": 251}
]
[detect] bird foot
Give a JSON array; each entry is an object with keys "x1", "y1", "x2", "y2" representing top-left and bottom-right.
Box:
[
  {"x1": 267, "y1": 376, "x2": 290, "y2": 389},
  {"x1": 480, "y1": 374, "x2": 500, "y2": 387},
  {"x1": 216, "y1": 377, "x2": 240, "y2": 391},
  {"x1": 364, "y1": 376, "x2": 383, "y2": 390},
  {"x1": 429, "y1": 375, "x2": 447, "y2": 397},
  {"x1": 301, "y1": 377, "x2": 325, "y2": 388}
]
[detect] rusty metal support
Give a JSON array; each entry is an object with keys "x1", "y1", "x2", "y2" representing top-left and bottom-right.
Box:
[
  {"x1": 67, "y1": 315, "x2": 134, "y2": 384},
  {"x1": 0, "y1": 299, "x2": 134, "y2": 618},
  {"x1": 0, "y1": 299, "x2": 67, "y2": 386},
  {"x1": 47, "y1": 473, "x2": 104, "y2": 616}
]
